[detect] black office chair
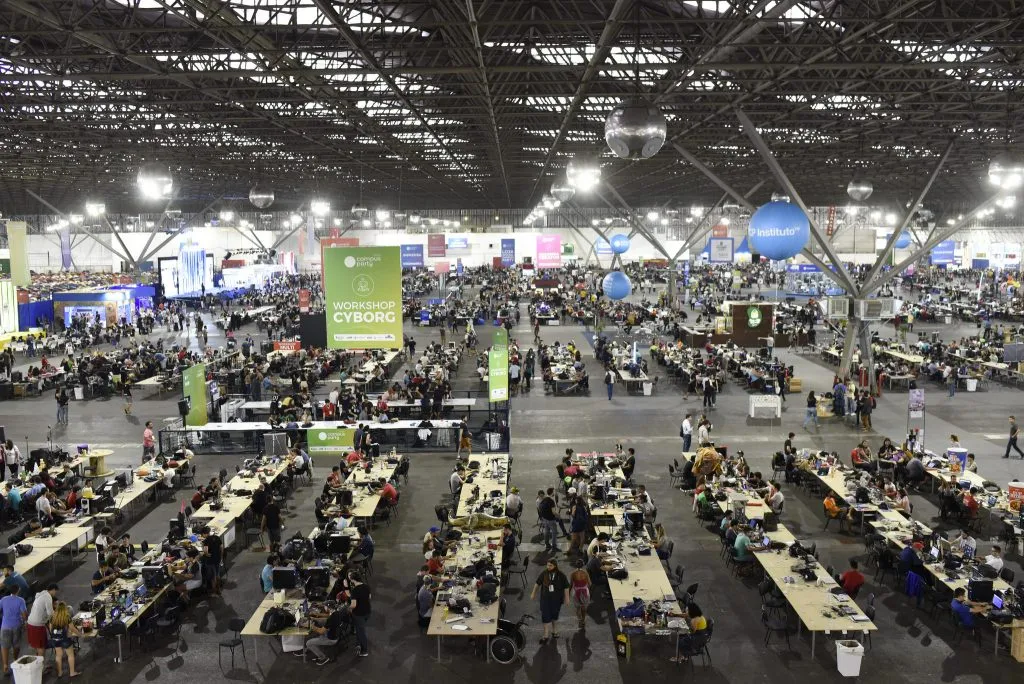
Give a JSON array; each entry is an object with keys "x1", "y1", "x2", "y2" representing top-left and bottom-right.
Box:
[
  {"x1": 180, "y1": 465, "x2": 196, "y2": 488},
  {"x1": 759, "y1": 579, "x2": 787, "y2": 619},
  {"x1": 952, "y1": 608, "x2": 982, "y2": 646},
  {"x1": 762, "y1": 608, "x2": 792, "y2": 649},
  {"x1": 863, "y1": 594, "x2": 876, "y2": 649},
  {"x1": 218, "y1": 617, "x2": 247, "y2": 669},
  {"x1": 668, "y1": 465, "x2": 682, "y2": 488},
  {"x1": 504, "y1": 555, "x2": 529, "y2": 590},
  {"x1": 140, "y1": 540, "x2": 149, "y2": 555},
  {"x1": 680, "y1": 583, "x2": 698, "y2": 607}
]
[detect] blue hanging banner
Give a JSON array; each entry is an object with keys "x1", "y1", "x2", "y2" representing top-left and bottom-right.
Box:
[
  {"x1": 400, "y1": 244, "x2": 424, "y2": 267},
  {"x1": 930, "y1": 240, "x2": 955, "y2": 265},
  {"x1": 501, "y1": 238, "x2": 516, "y2": 266},
  {"x1": 456, "y1": 258, "x2": 464, "y2": 276}
]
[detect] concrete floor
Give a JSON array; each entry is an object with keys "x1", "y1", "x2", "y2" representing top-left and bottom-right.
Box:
[{"x1": 1, "y1": 288, "x2": 1022, "y2": 683}]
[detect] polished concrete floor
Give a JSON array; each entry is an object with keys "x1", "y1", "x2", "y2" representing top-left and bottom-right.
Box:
[{"x1": 1, "y1": 289, "x2": 1022, "y2": 683}]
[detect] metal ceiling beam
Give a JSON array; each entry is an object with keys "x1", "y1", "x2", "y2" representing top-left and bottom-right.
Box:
[
  {"x1": 24, "y1": 190, "x2": 131, "y2": 264},
  {"x1": 671, "y1": 142, "x2": 757, "y2": 212},
  {"x1": 138, "y1": 194, "x2": 225, "y2": 263},
  {"x1": 597, "y1": 182, "x2": 673, "y2": 262},
  {"x1": 736, "y1": 108, "x2": 858, "y2": 294},
  {"x1": 524, "y1": 0, "x2": 633, "y2": 205},
  {"x1": 861, "y1": 139, "x2": 955, "y2": 290},
  {"x1": 103, "y1": 216, "x2": 141, "y2": 271}
]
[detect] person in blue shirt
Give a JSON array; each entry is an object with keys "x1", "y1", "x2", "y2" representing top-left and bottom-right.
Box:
[
  {"x1": 352, "y1": 526, "x2": 374, "y2": 562},
  {"x1": 260, "y1": 554, "x2": 279, "y2": 593},
  {"x1": 950, "y1": 587, "x2": 983, "y2": 628},
  {"x1": 1, "y1": 566, "x2": 29, "y2": 598},
  {"x1": 0, "y1": 584, "x2": 28, "y2": 674}
]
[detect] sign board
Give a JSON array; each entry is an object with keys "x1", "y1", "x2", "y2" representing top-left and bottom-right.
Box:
[
  {"x1": 456, "y1": 258, "x2": 464, "y2": 276},
  {"x1": 711, "y1": 225, "x2": 729, "y2": 238},
  {"x1": 400, "y1": 244, "x2": 424, "y2": 268},
  {"x1": 930, "y1": 240, "x2": 956, "y2": 266},
  {"x1": 908, "y1": 388, "x2": 925, "y2": 418},
  {"x1": 1009, "y1": 483, "x2": 1024, "y2": 508},
  {"x1": 273, "y1": 340, "x2": 300, "y2": 352},
  {"x1": 427, "y1": 233, "x2": 446, "y2": 257},
  {"x1": 708, "y1": 238, "x2": 734, "y2": 264},
  {"x1": 324, "y1": 246, "x2": 402, "y2": 349},
  {"x1": 786, "y1": 263, "x2": 821, "y2": 273},
  {"x1": 182, "y1": 364, "x2": 208, "y2": 426},
  {"x1": 489, "y1": 328, "x2": 509, "y2": 402},
  {"x1": 595, "y1": 238, "x2": 613, "y2": 255},
  {"x1": 298, "y1": 288, "x2": 310, "y2": 313},
  {"x1": 536, "y1": 235, "x2": 562, "y2": 268},
  {"x1": 447, "y1": 236, "x2": 469, "y2": 251},
  {"x1": 307, "y1": 427, "x2": 356, "y2": 458},
  {"x1": 492, "y1": 256, "x2": 503, "y2": 269},
  {"x1": 501, "y1": 238, "x2": 516, "y2": 266},
  {"x1": 434, "y1": 261, "x2": 450, "y2": 273}
]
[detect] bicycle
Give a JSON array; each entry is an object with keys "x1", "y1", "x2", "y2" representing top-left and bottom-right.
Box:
[{"x1": 489, "y1": 613, "x2": 534, "y2": 664}]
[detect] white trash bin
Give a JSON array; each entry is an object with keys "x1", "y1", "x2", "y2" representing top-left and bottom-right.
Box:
[
  {"x1": 965, "y1": 377, "x2": 978, "y2": 392},
  {"x1": 642, "y1": 382, "x2": 653, "y2": 396},
  {"x1": 73, "y1": 386, "x2": 84, "y2": 401},
  {"x1": 944, "y1": 315, "x2": 953, "y2": 324},
  {"x1": 836, "y1": 640, "x2": 865, "y2": 677},
  {"x1": 11, "y1": 655, "x2": 43, "y2": 684}
]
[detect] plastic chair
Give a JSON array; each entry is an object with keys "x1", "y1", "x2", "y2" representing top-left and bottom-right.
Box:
[
  {"x1": 218, "y1": 617, "x2": 247, "y2": 669},
  {"x1": 668, "y1": 465, "x2": 682, "y2": 488},
  {"x1": 762, "y1": 608, "x2": 792, "y2": 649},
  {"x1": 504, "y1": 555, "x2": 529, "y2": 590}
]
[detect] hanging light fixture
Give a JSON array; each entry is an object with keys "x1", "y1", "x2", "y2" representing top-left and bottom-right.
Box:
[
  {"x1": 988, "y1": 153, "x2": 1024, "y2": 190},
  {"x1": 249, "y1": 185, "x2": 274, "y2": 209},
  {"x1": 310, "y1": 200, "x2": 331, "y2": 216},
  {"x1": 551, "y1": 182, "x2": 575, "y2": 202},
  {"x1": 137, "y1": 162, "x2": 173, "y2": 200},
  {"x1": 566, "y1": 155, "x2": 602, "y2": 193},
  {"x1": 847, "y1": 179, "x2": 873, "y2": 202},
  {"x1": 771, "y1": 192, "x2": 791, "y2": 203}
]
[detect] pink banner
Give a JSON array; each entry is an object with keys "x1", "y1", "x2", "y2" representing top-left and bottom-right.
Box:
[
  {"x1": 428, "y1": 233, "x2": 446, "y2": 257},
  {"x1": 536, "y1": 235, "x2": 562, "y2": 269},
  {"x1": 434, "y1": 261, "x2": 450, "y2": 273}
]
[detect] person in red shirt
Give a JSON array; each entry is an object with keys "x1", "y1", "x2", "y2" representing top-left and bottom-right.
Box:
[
  {"x1": 345, "y1": 450, "x2": 362, "y2": 465},
  {"x1": 378, "y1": 478, "x2": 398, "y2": 504},
  {"x1": 839, "y1": 559, "x2": 865, "y2": 597},
  {"x1": 426, "y1": 550, "x2": 445, "y2": 575},
  {"x1": 962, "y1": 487, "x2": 980, "y2": 516}
]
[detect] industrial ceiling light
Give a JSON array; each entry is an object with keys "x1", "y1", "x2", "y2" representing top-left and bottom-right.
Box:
[
  {"x1": 551, "y1": 182, "x2": 575, "y2": 202},
  {"x1": 998, "y1": 194, "x2": 1017, "y2": 209},
  {"x1": 870, "y1": 210, "x2": 882, "y2": 221},
  {"x1": 566, "y1": 155, "x2": 601, "y2": 193},
  {"x1": 69, "y1": 214, "x2": 83, "y2": 225},
  {"x1": 541, "y1": 194, "x2": 557, "y2": 211},
  {"x1": 375, "y1": 208, "x2": 390, "y2": 221},
  {"x1": 847, "y1": 179, "x2": 874, "y2": 201},
  {"x1": 289, "y1": 213, "x2": 302, "y2": 227},
  {"x1": 85, "y1": 202, "x2": 105, "y2": 217},
  {"x1": 361, "y1": 219, "x2": 372, "y2": 228},
  {"x1": 311, "y1": 200, "x2": 330, "y2": 217},
  {"x1": 720, "y1": 217, "x2": 731, "y2": 226},
  {"x1": 646, "y1": 210, "x2": 659, "y2": 221},
  {"x1": 689, "y1": 205, "x2": 704, "y2": 217},
  {"x1": 885, "y1": 212, "x2": 897, "y2": 225},
  {"x1": 771, "y1": 192, "x2": 791, "y2": 203},
  {"x1": 219, "y1": 210, "x2": 234, "y2": 222},
  {"x1": 988, "y1": 153, "x2": 1024, "y2": 190},
  {"x1": 249, "y1": 185, "x2": 274, "y2": 209},
  {"x1": 137, "y1": 162, "x2": 173, "y2": 200},
  {"x1": 351, "y1": 205, "x2": 368, "y2": 216},
  {"x1": 409, "y1": 213, "x2": 421, "y2": 224}
]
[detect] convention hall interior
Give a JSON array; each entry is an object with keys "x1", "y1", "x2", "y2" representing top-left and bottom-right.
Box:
[{"x1": 2, "y1": 2, "x2": 1024, "y2": 684}]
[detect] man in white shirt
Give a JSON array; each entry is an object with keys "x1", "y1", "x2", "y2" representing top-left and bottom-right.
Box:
[
  {"x1": 766, "y1": 484, "x2": 785, "y2": 515},
  {"x1": 27, "y1": 584, "x2": 57, "y2": 656},
  {"x1": 681, "y1": 414, "x2": 693, "y2": 453},
  {"x1": 505, "y1": 487, "x2": 523, "y2": 519},
  {"x1": 328, "y1": 388, "x2": 340, "y2": 404},
  {"x1": 953, "y1": 531, "x2": 977, "y2": 556},
  {"x1": 985, "y1": 545, "x2": 1004, "y2": 572},
  {"x1": 35, "y1": 493, "x2": 53, "y2": 524},
  {"x1": 449, "y1": 467, "x2": 463, "y2": 498}
]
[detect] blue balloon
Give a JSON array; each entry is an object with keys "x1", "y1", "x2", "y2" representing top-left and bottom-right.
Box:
[
  {"x1": 602, "y1": 270, "x2": 632, "y2": 300},
  {"x1": 894, "y1": 232, "x2": 911, "y2": 249},
  {"x1": 610, "y1": 233, "x2": 630, "y2": 254},
  {"x1": 748, "y1": 201, "x2": 811, "y2": 261}
]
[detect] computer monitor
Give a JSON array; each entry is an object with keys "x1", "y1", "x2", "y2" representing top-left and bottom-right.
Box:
[
  {"x1": 762, "y1": 536, "x2": 771, "y2": 548},
  {"x1": 930, "y1": 546, "x2": 940, "y2": 561},
  {"x1": 938, "y1": 538, "x2": 952, "y2": 558},
  {"x1": 304, "y1": 566, "x2": 330, "y2": 590},
  {"x1": 337, "y1": 489, "x2": 354, "y2": 507},
  {"x1": 142, "y1": 565, "x2": 169, "y2": 590},
  {"x1": 624, "y1": 510, "x2": 644, "y2": 534},
  {"x1": 271, "y1": 568, "x2": 298, "y2": 591},
  {"x1": 326, "y1": 534, "x2": 352, "y2": 556},
  {"x1": 968, "y1": 578, "x2": 994, "y2": 603}
]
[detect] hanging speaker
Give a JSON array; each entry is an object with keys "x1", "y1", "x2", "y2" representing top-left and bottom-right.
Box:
[{"x1": 177, "y1": 398, "x2": 191, "y2": 417}]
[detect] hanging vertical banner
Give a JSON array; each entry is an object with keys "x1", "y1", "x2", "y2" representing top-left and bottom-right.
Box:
[
  {"x1": 59, "y1": 227, "x2": 73, "y2": 270},
  {"x1": 177, "y1": 245, "x2": 207, "y2": 295},
  {"x1": 182, "y1": 363, "x2": 208, "y2": 426},
  {"x1": 489, "y1": 328, "x2": 509, "y2": 402},
  {"x1": 501, "y1": 238, "x2": 516, "y2": 266},
  {"x1": 434, "y1": 261, "x2": 450, "y2": 273},
  {"x1": 298, "y1": 288, "x2": 310, "y2": 312},
  {"x1": 319, "y1": 236, "x2": 360, "y2": 282},
  {"x1": 456, "y1": 258, "x2": 464, "y2": 276},
  {"x1": 492, "y1": 256, "x2": 503, "y2": 269},
  {"x1": 536, "y1": 235, "x2": 562, "y2": 268},
  {"x1": 427, "y1": 233, "x2": 446, "y2": 257},
  {"x1": 324, "y1": 246, "x2": 402, "y2": 349},
  {"x1": 400, "y1": 244, "x2": 424, "y2": 267},
  {"x1": 330, "y1": 227, "x2": 340, "y2": 239},
  {"x1": 5, "y1": 222, "x2": 29, "y2": 287}
]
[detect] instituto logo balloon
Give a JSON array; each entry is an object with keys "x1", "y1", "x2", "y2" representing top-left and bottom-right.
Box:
[
  {"x1": 602, "y1": 271, "x2": 632, "y2": 300},
  {"x1": 748, "y1": 201, "x2": 811, "y2": 261},
  {"x1": 610, "y1": 233, "x2": 630, "y2": 254}
]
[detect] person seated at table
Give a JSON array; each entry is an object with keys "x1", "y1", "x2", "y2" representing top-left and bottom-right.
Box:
[
  {"x1": 669, "y1": 602, "x2": 708, "y2": 663},
  {"x1": 301, "y1": 601, "x2": 350, "y2": 665},
  {"x1": 747, "y1": 470, "x2": 766, "y2": 491},
  {"x1": 951, "y1": 587, "x2": 987, "y2": 628},
  {"x1": 898, "y1": 452, "x2": 926, "y2": 488},
  {"x1": 91, "y1": 559, "x2": 119, "y2": 594},
  {"x1": 652, "y1": 524, "x2": 673, "y2": 560},
  {"x1": 852, "y1": 442, "x2": 876, "y2": 473},
  {"x1": 895, "y1": 487, "x2": 912, "y2": 516},
  {"x1": 377, "y1": 478, "x2": 398, "y2": 506},
  {"x1": 326, "y1": 466, "x2": 345, "y2": 490},
  {"x1": 959, "y1": 486, "x2": 981, "y2": 520},
  {"x1": 105, "y1": 541, "x2": 130, "y2": 570},
  {"x1": 951, "y1": 530, "x2": 977, "y2": 557},
  {"x1": 823, "y1": 491, "x2": 853, "y2": 523},
  {"x1": 965, "y1": 453, "x2": 978, "y2": 473},
  {"x1": 838, "y1": 559, "x2": 865, "y2": 597},
  {"x1": 764, "y1": 481, "x2": 785, "y2": 515},
  {"x1": 426, "y1": 549, "x2": 446, "y2": 575},
  {"x1": 732, "y1": 525, "x2": 755, "y2": 565},
  {"x1": 333, "y1": 507, "x2": 355, "y2": 530},
  {"x1": 898, "y1": 540, "x2": 926, "y2": 576},
  {"x1": 172, "y1": 548, "x2": 203, "y2": 604},
  {"x1": 205, "y1": 477, "x2": 221, "y2": 500}
]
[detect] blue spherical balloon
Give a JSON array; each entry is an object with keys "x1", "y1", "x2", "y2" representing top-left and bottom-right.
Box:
[
  {"x1": 894, "y1": 232, "x2": 911, "y2": 249},
  {"x1": 610, "y1": 233, "x2": 630, "y2": 254},
  {"x1": 602, "y1": 270, "x2": 632, "y2": 300},
  {"x1": 748, "y1": 201, "x2": 811, "y2": 261}
]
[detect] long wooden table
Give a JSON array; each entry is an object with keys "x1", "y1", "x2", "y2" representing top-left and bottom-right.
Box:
[
  {"x1": 191, "y1": 457, "x2": 291, "y2": 547},
  {"x1": 454, "y1": 454, "x2": 509, "y2": 518},
  {"x1": 16, "y1": 516, "x2": 95, "y2": 577},
  {"x1": 345, "y1": 456, "x2": 401, "y2": 522}
]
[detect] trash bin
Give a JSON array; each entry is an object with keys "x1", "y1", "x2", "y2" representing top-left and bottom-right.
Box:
[
  {"x1": 11, "y1": 655, "x2": 43, "y2": 684},
  {"x1": 836, "y1": 640, "x2": 865, "y2": 677},
  {"x1": 73, "y1": 386, "x2": 84, "y2": 401},
  {"x1": 965, "y1": 377, "x2": 978, "y2": 392},
  {"x1": 642, "y1": 382, "x2": 653, "y2": 396},
  {"x1": 944, "y1": 315, "x2": 953, "y2": 325}
]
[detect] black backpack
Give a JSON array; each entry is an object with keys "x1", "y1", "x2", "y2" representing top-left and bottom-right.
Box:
[{"x1": 259, "y1": 607, "x2": 296, "y2": 634}]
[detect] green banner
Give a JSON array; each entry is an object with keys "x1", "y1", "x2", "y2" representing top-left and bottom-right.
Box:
[
  {"x1": 489, "y1": 328, "x2": 508, "y2": 402},
  {"x1": 182, "y1": 363, "x2": 208, "y2": 426},
  {"x1": 324, "y1": 246, "x2": 402, "y2": 349},
  {"x1": 307, "y1": 427, "x2": 356, "y2": 458},
  {"x1": 0, "y1": 259, "x2": 10, "y2": 276}
]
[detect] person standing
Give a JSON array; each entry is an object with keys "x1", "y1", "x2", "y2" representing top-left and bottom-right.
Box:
[
  {"x1": 348, "y1": 571, "x2": 371, "y2": 657},
  {"x1": 859, "y1": 391, "x2": 874, "y2": 431},
  {"x1": 142, "y1": 421, "x2": 156, "y2": 462},
  {"x1": 26, "y1": 584, "x2": 57, "y2": 659},
  {"x1": 803, "y1": 391, "x2": 818, "y2": 430},
  {"x1": 47, "y1": 601, "x2": 80, "y2": 678},
  {"x1": 0, "y1": 583, "x2": 27, "y2": 675},
  {"x1": 568, "y1": 559, "x2": 591, "y2": 631},
  {"x1": 531, "y1": 559, "x2": 569, "y2": 644},
  {"x1": 537, "y1": 489, "x2": 560, "y2": 552},
  {"x1": 681, "y1": 413, "x2": 693, "y2": 453},
  {"x1": 604, "y1": 367, "x2": 615, "y2": 401},
  {"x1": 55, "y1": 387, "x2": 69, "y2": 426},
  {"x1": 1005, "y1": 415, "x2": 1024, "y2": 459}
]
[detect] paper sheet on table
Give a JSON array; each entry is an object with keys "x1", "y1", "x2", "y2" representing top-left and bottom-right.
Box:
[{"x1": 451, "y1": 624, "x2": 469, "y2": 631}]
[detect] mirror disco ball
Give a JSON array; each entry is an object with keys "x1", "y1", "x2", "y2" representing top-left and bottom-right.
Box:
[
  {"x1": 550, "y1": 182, "x2": 575, "y2": 202},
  {"x1": 248, "y1": 186, "x2": 275, "y2": 209},
  {"x1": 771, "y1": 192, "x2": 791, "y2": 203},
  {"x1": 847, "y1": 180, "x2": 873, "y2": 202},
  {"x1": 604, "y1": 98, "x2": 667, "y2": 160}
]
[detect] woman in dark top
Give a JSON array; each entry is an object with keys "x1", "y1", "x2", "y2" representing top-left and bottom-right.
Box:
[
  {"x1": 348, "y1": 571, "x2": 371, "y2": 657},
  {"x1": 803, "y1": 391, "x2": 818, "y2": 430},
  {"x1": 530, "y1": 559, "x2": 569, "y2": 644}
]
